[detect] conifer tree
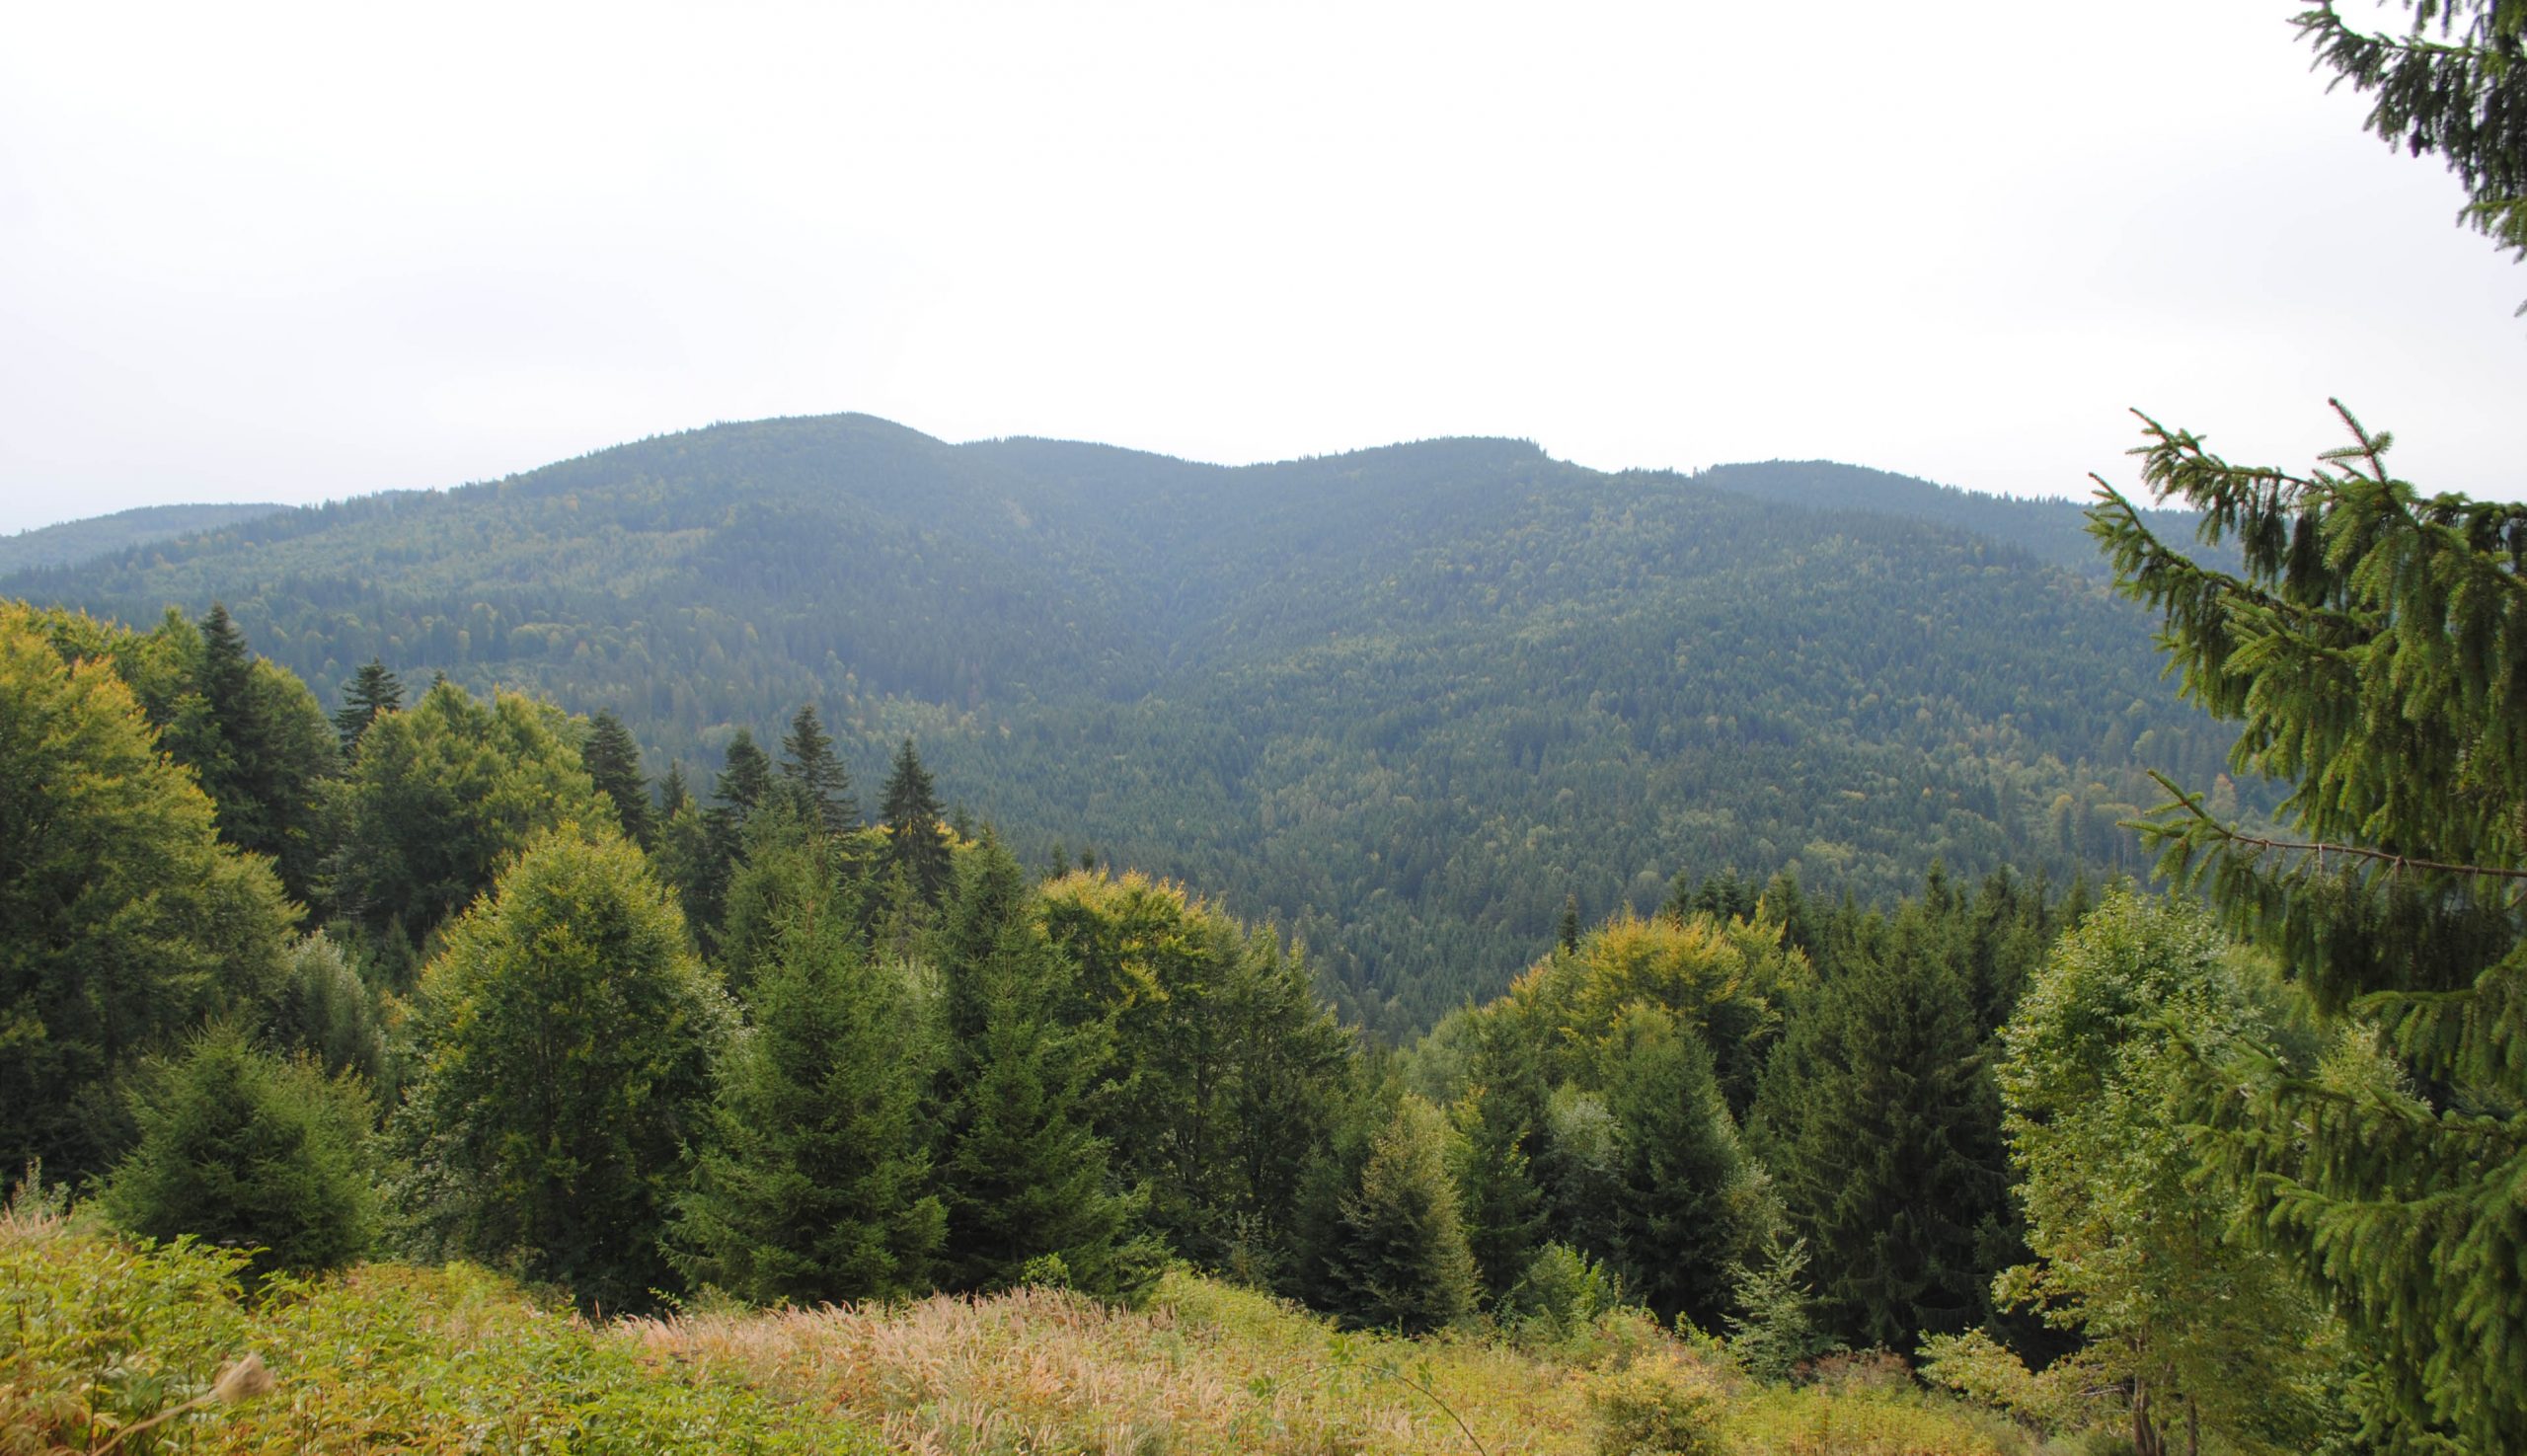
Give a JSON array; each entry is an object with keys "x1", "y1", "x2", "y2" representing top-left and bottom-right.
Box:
[
  {"x1": 2090, "y1": 402, "x2": 2527, "y2": 1448},
  {"x1": 167, "y1": 603, "x2": 339, "y2": 905},
  {"x1": 2298, "y1": 0, "x2": 2527, "y2": 270},
  {"x1": 333, "y1": 657, "x2": 403, "y2": 754},
  {"x1": 191, "y1": 605, "x2": 272, "y2": 855},
  {"x1": 714, "y1": 802, "x2": 828, "y2": 1000},
  {"x1": 1749, "y1": 904, "x2": 2008, "y2": 1349},
  {"x1": 581, "y1": 709, "x2": 652, "y2": 848},
  {"x1": 689, "y1": 728, "x2": 777, "y2": 947},
  {"x1": 1758, "y1": 870, "x2": 1818, "y2": 956},
  {"x1": 1449, "y1": 1019, "x2": 1550, "y2": 1300},
  {"x1": 932, "y1": 840, "x2": 1156, "y2": 1300},
  {"x1": 1600, "y1": 1003, "x2": 1758, "y2": 1332},
  {"x1": 267, "y1": 933, "x2": 388, "y2": 1088},
  {"x1": 1725, "y1": 1235, "x2": 1837, "y2": 1382},
  {"x1": 714, "y1": 728, "x2": 774, "y2": 821},
  {"x1": 1287, "y1": 1057, "x2": 1403, "y2": 1311},
  {"x1": 673, "y1": 863, "x2": 943, "y2": 1305},
  {"x1": 779, "y1": 703, "x2": 858, "y2": 834},
  {"x1": 651, "y1": 762, "x2": 719, "y2": 940},
  {"x1": 100, "y1": 1022, "x2": 375, "y2": 1279},
  {"x1": 1329, "y1": 1096, "x2": 1480, "y2": 1334},
  {"x1": 881, "y1": 736, "x2": 953, "y2": 906},
  {"x1": 1534, "y1": 1085, "x2": 1625, "y2": 1264}
]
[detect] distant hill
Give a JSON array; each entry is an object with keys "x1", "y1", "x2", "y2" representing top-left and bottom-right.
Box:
[
  {"x1": 7, "y1": 416, "x2": 2243, "y2": 1035},
  {"x1": 1694, "y1": 460, "x2": 2206, "y2": 576},
  {"x1": 0, "y1": 501, "x2": 288, "y2": 576}
]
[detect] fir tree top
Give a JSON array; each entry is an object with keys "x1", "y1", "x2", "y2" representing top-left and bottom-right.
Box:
[
  {"x1": 779, "y1": 703, "x2": 858, "y2": 833},
  {"x1": 334, "y1": 657, "x2": 403, "y2": 753}
]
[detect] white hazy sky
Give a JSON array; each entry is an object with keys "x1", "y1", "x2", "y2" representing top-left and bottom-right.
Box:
[{"x1": 3, "y1": 1, "x2": 2521, "y2": 536}]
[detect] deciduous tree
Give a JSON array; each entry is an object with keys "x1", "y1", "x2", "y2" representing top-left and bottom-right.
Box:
[
  {"x1": 395, "y1": 829, "x2": 727, "y2": 1313},
  {"x1": 0, "y1": 605, "x2": 294, "y2": 1185}
]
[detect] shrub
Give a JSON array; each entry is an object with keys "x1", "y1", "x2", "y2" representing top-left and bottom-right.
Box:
[
  {"x1": 1503, "y1": 1241, "x2": 1619, "y2": 1345},
  {"x1": 99, "y1": 1023, "x2": 375, "y2": 1279},
  {"x1": 1589, "y1": 1350, "x2": 1729, "y2": 1456}
]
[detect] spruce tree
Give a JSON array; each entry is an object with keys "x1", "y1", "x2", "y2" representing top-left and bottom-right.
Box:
[
  {"x1": 2090, "y1": 402, "x2": 2527, "y2": 1447},
  {"x1": 1286, "y1": 1058, "x2": 1402, "y2": 1312},
  {"x1": 191, "y1": 603, "x2": 273, "y2": 853},
  {"x1": 694, "y1": 728, "x2": 776, "y2": 945},
  {"x1": 1533, "y1": 1085, "x2": 1624, "y2": 1265},
  {"x1": 653, "y1": 794, "x2": 723, "y2": 956},
  {"x1": 1725, "y1": 1235, "x2": 1837, "y2": 1383},
  {"x1": 1759, "y1": 870, "x2": 1818, "y2": 957},
  {"x1": 175, "y1": 603, "x2": 339, "y2": 905},
  {"x1": 267, "y1": 932, "x2": 387, "y2": 1088},
  {"x1": 333, "y1": 657, "x2": 403, "y2": 753},
  {"x1": 673, "y1": 867, "x2": 943, "y2": 1305},
  {"x1": 100, "y1": 1022, "x2": 375, "y2": 1279},
  {"x1": 932, "y1": 840, "x2": 1155, "y2": 1301},
  {"x1": 2298, "y1": 0, "x2": 2527, "y2": 270},
  {"x1": 714, "y1": 728, "x2": 774, "y2": 820},
  {"x1": 1449, "y1": 1020, "x2": 1550, "y2": 1300},
  {"x1": 1329, "y1": 1096, "x2": 1479, "y2": 1334},
  {"x1": 1748, "y1": 905, "x2": 2008, "y2": 1349},
  {"x1": 581, "y1": 710, "x2": 653, "y2": 848},
  {"x1": 881, "y1": 736, "x2": 953, "y2": 906},
  {"x1": 779, "y1": 703, "x2": 858, "y2": 834},
  {"x1": 1601, "y1": 1003, "x2": 1757, "y2": 1332}
]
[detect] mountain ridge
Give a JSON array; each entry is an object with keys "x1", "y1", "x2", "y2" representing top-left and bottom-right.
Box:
[
  {"x1": 0, "y1": 500, "x2": 290, "y2": 576},
  {"x1": 7, "y1": 415, "x2": 2235, "y2": 1033}
]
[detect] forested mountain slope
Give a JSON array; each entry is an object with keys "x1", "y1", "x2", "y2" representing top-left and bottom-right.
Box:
[
  {"x1": 0, "y1": 500, "x2": 286, "y2": 575},
  {"x1": 1693, "y1": 460, "x2": 2205, "y2": 576},
  {"x1": 7, "y1": 415, "x2": 2238, "y2": 1033}
]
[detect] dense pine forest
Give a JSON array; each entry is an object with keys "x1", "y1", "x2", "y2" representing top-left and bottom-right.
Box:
[{"x1": 3, "y1": 423, "x2": 2243, "y2": 1035}]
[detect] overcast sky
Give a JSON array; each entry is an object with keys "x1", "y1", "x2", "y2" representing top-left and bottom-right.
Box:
[{"x1": 3, "y1": 1, "x2": 2521, "y2": 537}]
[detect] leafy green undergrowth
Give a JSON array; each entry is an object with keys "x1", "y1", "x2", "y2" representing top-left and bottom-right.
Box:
[
  {"x1": 5, "y1": 1202, "x2": 2031, "y2": 1455},
  {"x1": 0, "y1": 1201, "x2": 881, "y2": 1454}
]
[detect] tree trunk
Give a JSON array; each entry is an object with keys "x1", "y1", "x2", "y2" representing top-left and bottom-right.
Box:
[{"x1": 2131, "y1": 1375, "x2": 2165, "y2": 1456}]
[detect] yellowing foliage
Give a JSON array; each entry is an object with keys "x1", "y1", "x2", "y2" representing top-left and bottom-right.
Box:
[{"x1": 1491, "y1": 910, "x2": 1809, "y2": 1095}]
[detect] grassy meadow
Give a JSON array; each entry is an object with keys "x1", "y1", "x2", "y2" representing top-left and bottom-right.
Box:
[{"x1": 3, "y1": 1195, "x2": 2042, "y2": 1456}]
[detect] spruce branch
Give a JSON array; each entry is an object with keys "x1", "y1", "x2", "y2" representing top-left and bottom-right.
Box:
[{"x1": 2136, "y1": 769, "x2": 2527, "y2": 882}]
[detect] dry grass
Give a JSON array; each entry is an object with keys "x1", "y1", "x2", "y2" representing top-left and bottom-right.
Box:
[
  {"x1": 621, "y1": 1272, "x2": 1601, "y2": 1456},
  {"x1": 617, "y1": 1271, "x2": 2033, "y2": 1456}
]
